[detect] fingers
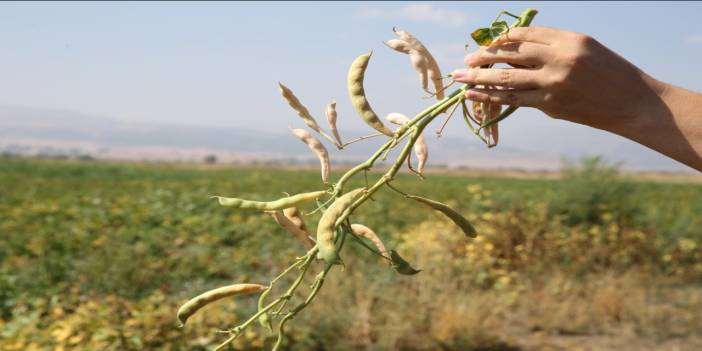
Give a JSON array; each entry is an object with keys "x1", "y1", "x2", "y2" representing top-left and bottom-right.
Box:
[
  {"x1": 465, "y1": 88, "x2": 547, "y2": 108},
  {"x1": 452, "y1": 67, "x2": 544, "y2": 89},
  {"x1": 465, "y1": 41, "x2": 550, "y2": 67},
  {"x1": 491, "y1": 26, "x2": 561, "y2": 46}
]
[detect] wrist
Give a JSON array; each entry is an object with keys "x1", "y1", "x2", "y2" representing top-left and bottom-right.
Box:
[{"x1": 609, "y1": 73, "x2": 669, "y2": 139}]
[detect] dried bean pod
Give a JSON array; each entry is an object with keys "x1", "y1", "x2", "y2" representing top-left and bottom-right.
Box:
[
  {"x1": 392, "y1": 29, "x2": 444, "y2": 100},
  {"x1": 214, "y1": 190, "x2": 326, "y2": 211},
  {"x1": 385, "y1": 38, "x2": 429, "y2": 92},
  {"x1": 325, "y1": 100, "x2": 343, "y2": 146},
  {"x1": 283, "y1": 207, "x2": 307, "y2": 232},
  {"x1": 316, "y1": 188, "x2": 365, "y2": 264},
  {"x1": 407, "y1": 195, "x2": 477, "y2": 237},
  {"x1": 290, "y1": 128, "x2": 330, "y2": 184},
  {"x1": 384, "y1": 39, "x2": 411, "y2": 54},
  {"x1": 269, "y1": 210, "x2": 315, "y2": 249},
  {"x1": 177, "y1": 283, "x2": 268, "y2": 327},
  {"x1": 347, "y1": 53, "x2": 394, "y2": 136},
  {"x1": 473, "y1": 101, "x2": 501, "y2": 146},
  {"x1": 278, "y1": 82, "x2": 324, "y2": 134},
  {"x1": 350, "y1": 224, "x2": 390, "y2": 260},
  {"x1": 385, "y1": 113, "x2": 429, "y2": 174}
]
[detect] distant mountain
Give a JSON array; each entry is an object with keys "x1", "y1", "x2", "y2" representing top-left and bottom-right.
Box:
[{"x1": 0, "y1": 105, "x2": 693, "y2": 172}]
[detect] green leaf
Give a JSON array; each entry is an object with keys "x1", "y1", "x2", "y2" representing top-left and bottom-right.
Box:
[
  {"x1": 471, "y1": 21, "x2": 510, "y2": 47},
  {"x1": 389, "y1": 250, "x2": 421, "y2": 275},
  {"x1": 470, "y1": 28, "x2": 492, "y2": 46},
  {"x1": 490, "y1": 21, "x2": 509, "y2": 39}
]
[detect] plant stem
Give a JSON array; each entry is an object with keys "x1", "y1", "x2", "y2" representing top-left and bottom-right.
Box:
[
  {"x1": 212, "y1": 249, "x2": 317, "y2": 351},
  {"x1": 342, "y1": 132, "x2": 385, "y2": 147}
]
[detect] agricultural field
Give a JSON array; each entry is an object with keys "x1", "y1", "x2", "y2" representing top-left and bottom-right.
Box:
[{"x1": 1, "y1": 156, "x2": 701, "y2": 350}]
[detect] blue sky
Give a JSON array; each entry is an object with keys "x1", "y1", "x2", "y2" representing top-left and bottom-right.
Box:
[{"x1": 1, "y1": 2, "x2": 701, "y2": 170}]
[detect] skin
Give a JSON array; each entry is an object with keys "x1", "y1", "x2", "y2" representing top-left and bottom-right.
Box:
[{"x1": 451, "y1": 27, "x2": 702, "y2": 171}]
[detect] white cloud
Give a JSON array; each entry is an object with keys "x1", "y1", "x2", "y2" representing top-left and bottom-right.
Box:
[
  {"x1": 398, "y1": 3, "x2": 467, "y2": 27},
  {"x1": 358, "y1": 3, "x2": 469, "y2": 28},
  {"x1": 685, "y1": 35, "x2": 702, "y2": 44}
]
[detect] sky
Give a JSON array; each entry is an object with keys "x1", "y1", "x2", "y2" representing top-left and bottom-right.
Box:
[{"x1": 1, "y1": 1, "x2": 701, "y2": 169}]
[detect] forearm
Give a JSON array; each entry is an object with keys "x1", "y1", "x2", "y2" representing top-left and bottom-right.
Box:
[
  {"x1": 608, "y1": 78, "x2": 702, "y2": 171},
  {"x1": 453, "y1": 27, "x2": 702, "y2": 172}
]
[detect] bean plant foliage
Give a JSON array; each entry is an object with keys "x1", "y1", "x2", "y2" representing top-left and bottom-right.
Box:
[{"x1": 178, "y1": 8, "x2": 540, "y2": 350}]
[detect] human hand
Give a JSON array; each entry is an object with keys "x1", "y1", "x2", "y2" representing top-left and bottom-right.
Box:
[{"x1": 451, "y1": 27, "x2": 665, "y2": 131}]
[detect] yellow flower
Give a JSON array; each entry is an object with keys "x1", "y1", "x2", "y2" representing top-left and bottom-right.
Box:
[
  {"x1": 678, "y1": 239, "x2": 697, "y2": 252},
  {"x1": 466, "y1": 184, "x2": 482, "y2": 194}
]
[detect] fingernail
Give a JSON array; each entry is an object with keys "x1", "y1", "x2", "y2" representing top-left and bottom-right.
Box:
[
  {"x1": 466, "y1": 89, "x2": 487, "y2": 101},
  {"x1": 451, "y1": 70, "x2": 465, "y2": 79}
]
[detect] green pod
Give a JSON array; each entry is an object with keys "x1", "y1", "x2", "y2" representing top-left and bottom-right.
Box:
[
  {"x1": 316, "y1": 188, "x2": 365, "y2": 264},
  {"x1": 214, "y1": 190, "x2": 327, "y2": 211},
  {"x1": 177, "y1": 283, "x2": 268, "y2": 327},
  {"x1": 347, "y1": 53, "x2": 394, "y2": 137},
  {"x1": 257, "y1": 287, "x2": 273, "y2": 333},
  {"x1": 407, "y1": 195, "x2": 477, "y2": 238}
]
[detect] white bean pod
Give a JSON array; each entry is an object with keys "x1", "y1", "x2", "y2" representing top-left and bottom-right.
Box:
[{"x1": 290, "y1": 128, "x2": 330, "y2": 184}]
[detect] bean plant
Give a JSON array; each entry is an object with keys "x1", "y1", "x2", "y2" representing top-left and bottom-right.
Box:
[{"x1": 178, "y1": 8, "x2": 539, "y2": 350}]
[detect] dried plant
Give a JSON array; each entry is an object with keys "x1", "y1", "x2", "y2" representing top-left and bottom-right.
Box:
[{"x1": 177, "y1": 8, "x2": 539, "y2": 351}]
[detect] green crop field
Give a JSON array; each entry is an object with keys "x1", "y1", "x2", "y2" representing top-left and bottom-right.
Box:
[{"x1": 1, "y1": 157, "x2": 701, "y2": 350}]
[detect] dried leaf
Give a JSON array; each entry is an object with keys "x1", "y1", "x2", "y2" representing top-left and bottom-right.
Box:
[
  {"x1": 407, "y1": 195, "x2": 477, "y2": 237},
  {"x1": 389, "y1": 250, "x2": 421, "y2": 275}
]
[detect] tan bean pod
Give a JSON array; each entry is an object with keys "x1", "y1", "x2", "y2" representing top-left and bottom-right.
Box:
[
  {"x1": 385, "y1": 113, "x2": 429, "y2": 175},
  {"x1": 350, "y1": 224, "x2": 390, "y2": 260},
  {"x1": 177, "y1": 283, "x2": 268, "y2": 327},
  {"x1": 278, "y1": 82, "x2": 324, "y2": 134},
  {"x1": 386, "y1": 38, "x2": 429, "y2": 92},
  {"x1": 214, "y1": 190, "x2": 327, "y2": 211},
  {"x1": 269, "y1": 210, "x2": 315, "y2": 249},
  {"x1": 347, "y1": 53, "x2": 394, "y2": 137},
  {"x1": 473, "y1": 101, "x2": 501, "y2": 146},
  {"x1": 290, "y1": 128, "x2": 331, "y2": 184},
  {"x1": 325, "y1": 100, "x2": 343, "y2": 146},
  {"x1": 316, "y1": 188, "x2": 365, "y2": 264},
  {"x1": 391, "y1": 29, "x2": 444, "y2": 100},
  {"x1": 407, "y1": 195, "x2": 477, "y2": 237},
  {"x1": 283, "y1": 206, "x2": 308, "y2": 232},
  {"x1": 384, "y1": 39, "x2": 411, "y2": 54}
]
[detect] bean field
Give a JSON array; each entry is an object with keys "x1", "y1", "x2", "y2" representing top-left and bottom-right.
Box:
[{"x1": 1, "y1": 157, "x2": 701, "y2": 350}]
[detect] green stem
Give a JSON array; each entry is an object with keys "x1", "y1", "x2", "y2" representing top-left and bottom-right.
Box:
[
  {"x1": 212, "y1": 250, "x2": 317, "y2": 351},
  {"x1": 216, "y1": 10, "x2": 541, "y2": 351},
  {"x1": 334, "y1": 90, "x2": 467, "y2": 227}
]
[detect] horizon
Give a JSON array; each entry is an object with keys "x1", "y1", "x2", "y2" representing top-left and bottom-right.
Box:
[{"x1": 1, "y1": 2, "x2": 701, "y2": 172}]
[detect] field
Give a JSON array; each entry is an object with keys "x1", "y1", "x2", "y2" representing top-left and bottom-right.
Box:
[{"x1": 1, "y1": 157, "x2": 702, "y2": 350}]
